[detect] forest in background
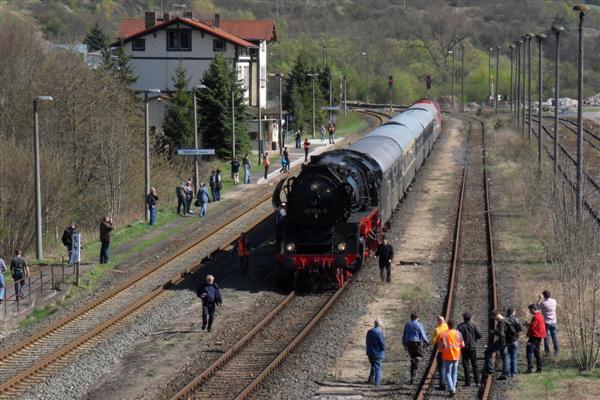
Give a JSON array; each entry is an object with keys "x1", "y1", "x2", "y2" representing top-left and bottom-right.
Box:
[{"x1": 5, "y1": 0, "x2": 600, "y2": 103}]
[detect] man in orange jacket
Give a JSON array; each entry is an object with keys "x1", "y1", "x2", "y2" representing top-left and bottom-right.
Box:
[
  {"x1": 236, "y1": 232, "x2": 252, "y2": 276},
  {"x1": 433, "y1": 316, "x2": 449, "y2": 390},
  {"x1": 438, "y1": 320, "x2": 465, "y2": 397}
]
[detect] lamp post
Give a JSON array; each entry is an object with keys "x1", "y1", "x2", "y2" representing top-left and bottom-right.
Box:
[
  {"x1": 488, "y1": 46, "x2": 493, "y2": 103},
  {"x1": 536, "y1": 33, "x2": 546, "y2": 170},
  {"x1": 574, "y1": 4, "x2": 589, "y2": 219},
  {"x1": 449, "y1": 48, "x2": 455, "y2": 109},
  {"x1": 522, "y1": 35, "x2": 528, "y2": 136},
  {"x1": 361, "y1": 51, "x2": 368, "y2": 103},
  {"x1": 192, "y1": 84, "x2": 206, "y2": 190},
  {"x1": 527, "y1": 33, "x2": 533, "y2": 141},
  {"x1": 495, "y1": 46, "x2": 500, "y2": 113},
  {"x1": 516, "y1": 41, "x2": 521, "y2": 123},
  {"x1": 33, "y1": 95, "x2": 53, "y2": 260},
  {"x1": 552, "y1": 24, "x2": 564, "y2": 176},
  {"x1": 307, "y1": 73, "x2": 318, "y2": 139},
  {"x1": 509, "y1": 45, "x2": 514, "y2": 113},
  {"x1": 270, "y1": 73, "x2": 284, "y2": 155},
  {"x1": 460, "y1": 44, "x2": 465, "y2": 113},
  {"x1": 144, "y1": 89, "x2": 161, "y2": 222}
]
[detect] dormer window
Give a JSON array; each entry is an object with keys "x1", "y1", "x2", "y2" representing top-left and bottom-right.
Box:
[
  {"x1": 213, "y1": 39, "x2": 226, "y2": 52},
  {"x1": 132, "y1": 38, "x2": 145, "y2": 51},
  {"x1": 167, "y1": 29, "x2": 192, "y2": 51}
]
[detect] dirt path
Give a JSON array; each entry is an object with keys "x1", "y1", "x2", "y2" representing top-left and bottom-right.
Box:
[{"x1": 315, "y1": 118, "x2": 466, "y2": 398}]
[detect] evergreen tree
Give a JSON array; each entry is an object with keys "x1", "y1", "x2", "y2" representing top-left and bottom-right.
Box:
[
  {"x1": 83, "y1": 23, "x2": 108, "y2": 52},
  {"x1": 102, "y1": 47, "x2": 138, "y2": 86},
  {"x1": 197, "y1": 55, "x2": 251, "y2": 159},
  {"x1": 162, "y1": 66, "x2": 194, "y2": 153}
]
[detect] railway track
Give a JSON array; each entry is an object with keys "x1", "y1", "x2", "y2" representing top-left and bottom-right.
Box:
[
  {"x1": 415, "y1": 117, "x2": 497, "y2": 400},
  {"x1": 0, "y1": 109, "x2": 384, "y2": 399},
  {"x1": 171, "y1": 287, "x2": 346, "y2": 400}
]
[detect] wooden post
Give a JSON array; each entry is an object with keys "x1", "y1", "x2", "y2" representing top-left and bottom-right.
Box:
[
  {"x1": 40, "y1": 269, "x2": 43, "y2": 295},
  {"x1": 51, "y1": 264, "x2": 54, "y2": 289},
  {"x1": 75, "y1": 262, "x2": 80, "y2": 287}
]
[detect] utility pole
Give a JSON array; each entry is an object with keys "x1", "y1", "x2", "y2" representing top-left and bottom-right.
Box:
[
  {"x1": 362, "y1": 51, "x2": 368, "y2": 103},
  {"x1": 33, "y1": 96, "x2": 53, "y2": 260},
  {"x1": 574, "y1": 4, "x2": 589, "y2": 219},
  {"x1": 509, "y1": 45, "x2": 514, "y2": 112},
  {"x1": 232, "y1": 90, "x2": 236, "y2": 159},
  {"x1": 343, "y1": 75, "x2": 347, "y2": 117},
  {"x1": 488, "y1": 46, "x2": 492, "y2": 103},
  {"x1": 495, "y1": 46, "x2": 500, "y2": 113},
  {"x1": 527, "y1": 34, "x2": 533, "y2": 141},
  {"x1": 192, "y1": 85, "x2": 205, "y2": 191},
  {"x1": 449, "y1": 48, "x2": 455, "y2": 109},
  {"x1": 270, "y1": 73, "x2": 284, "y2": 155},
  {"x1": 522, "y1": 36, "x2": 527, "y2": 136},
  {"x1": 308, "y1": 73, "x2": 318, "y2": 139},
  {"x1": 144, "y1": 89, "x2": 160, "y2": 222},
  {"x1": 516, "y1": 41, "x2": 521, "y2": 124},
  {"x1": 552, "y1": 24, "x2": 564, "y2": 176},
  {"x1": 461, "y1": 44, "x2": 465, "y2": 113},
  {"x1": 536, "y1": 33, "x2": 546, "y2": 170}
]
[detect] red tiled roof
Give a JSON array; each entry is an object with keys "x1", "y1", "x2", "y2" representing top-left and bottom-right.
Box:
[
  {"x1": 117, "y1": 18, "x2": 276, "y2": 43},
  {"x1": 198, "y1": 20, "x2": 277, "y2": 42},
  {"x1": 113, "y1": 17, "x2": 256, "y2": 48}
]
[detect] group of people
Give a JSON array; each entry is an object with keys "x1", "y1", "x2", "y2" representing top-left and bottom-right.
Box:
[
  {"x1": 366, "y1": 290, "x2": 559, "y2": 398},
  {"x1": 319, "y1": 123, "x2": 336, "y2": 144}
]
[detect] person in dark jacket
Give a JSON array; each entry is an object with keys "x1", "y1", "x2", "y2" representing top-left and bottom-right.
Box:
[
  {"x1": 483, "y1": 309, "x2": 510, "y2": 380},
  {"x1": 524, "y1": 304, "x2": 546, "y2": 373},
  {"x1": 234, "y1": 232, "x2": 252, "y2": 277},
  {"x1": 196, "y1": 274, "x2": 222, "y2": 332},
  {"x1": 295, "y1": 130, "x2": 301, "y2": 149},
  {"x1": 457, "y1": 312, "x2": 482, "y2": 386},
  {"x1": 10, "y1": 250, "x2": 29, "y2": 299},
  {"x1": 402, "y1": 313, "x2": 429, "y2": 384},
  {"x1": 303, "y1": 138, "x2": 311, "y2": 162},
  {"x1": 231, "y1": 158, "x2": 241, "y2": 185},
  {"x1": 146, "y1": 187, "x2": 158, "y2": 225},
  {"x1": 61, "y1": 223, "x2": 76, "y2": 261},
  {"x1": 283, "y1": 147, "x2": 290, "y2": 172},
  {"x1": 375, "y1": 237, "x2": 394, "y2": 283},
  {"x1": 366, "y1": 318, "x2": 386, "y2": 386},
  {"x1": 184, "y1": 179, "x2": 194, "y2": 214},
  {"x1": 505, "y1": 308, "x2": 523, "y2": 376},
  {"x1": 99, "y1": 216, "x2": 114, "y2": 264},
  {"x1": 176, "y1": 183, "x2": 186, "y2": 216},
  {"x1": 209, "y1": 170, "x2": 217, "y2": 201}
]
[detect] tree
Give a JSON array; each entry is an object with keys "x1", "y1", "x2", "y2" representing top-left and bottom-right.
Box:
[
  {"x1": 197, "y1": 55, "x2": 251, "y2": 159},
  {"x1": 83, "y1": 23, "x2": 108, "y2": 52},
  {"x1": 102, "y1": 47, "x2": 138, "y2": 87},
  {"x1": 162, "y1": 66, "x2": 194, "y2": 154}
]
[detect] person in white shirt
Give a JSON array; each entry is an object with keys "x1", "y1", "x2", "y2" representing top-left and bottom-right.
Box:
[{"x1": 536, "y1": 290, "x2": 558, "y2": 356}]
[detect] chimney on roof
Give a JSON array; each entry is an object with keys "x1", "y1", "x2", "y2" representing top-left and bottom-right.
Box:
[
  {"x1": 184, "y1": 10, "x2": 194, "y2": 19},
  {"x1": 163, "y1": 12, "x2": 170, "y2": 22},
  {"x1": 145, "y1": 11, "x2": 156, "y2": 29},
  {"x1": 214, "y1": 13, "x2": 221, "y2": 28}
]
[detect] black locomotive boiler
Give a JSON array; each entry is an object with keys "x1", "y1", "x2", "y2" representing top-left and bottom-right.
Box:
[{"x1": 273, "y1": 100, "x2": 442, "y2": 286}]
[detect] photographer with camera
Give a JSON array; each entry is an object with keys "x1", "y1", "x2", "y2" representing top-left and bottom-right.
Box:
[{"x1": 196, "y1": 274, "x2": 222, "y2": 332}]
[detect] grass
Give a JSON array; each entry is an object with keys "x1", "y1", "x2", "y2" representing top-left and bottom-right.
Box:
[
  {"x1": 334, "y1": 111, "x2": 369, "y2": 137},
  {"x1": 507, "y1": 357, "x2": 600, "y2": 400},
  {"x1": 18, "y1": 304, "x2": 59, "y2": 329}
]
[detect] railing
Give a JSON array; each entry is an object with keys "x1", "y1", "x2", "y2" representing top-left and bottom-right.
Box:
[{"x1": 2, "y1": 258, "x2": 70, "y2": 319}]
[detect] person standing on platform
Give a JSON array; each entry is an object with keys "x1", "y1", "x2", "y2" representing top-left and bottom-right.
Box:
[
  {"x1": 366, "y1": 318, "x2": 386, "y2": 386},
  {"x1": 146, "y1": 187, "x2": 158, "y2": 225},
  {"x1": 0, "y1": 258, "x2": 6, "y2": 302},
  {"x1": 197, "y1": 182, "x2": 210, "y2": 217},
  {"x1": 99, "y1": 216, "x2": 114, "y2": 264},
  {"x1": 242, "y1": 154, "x2": 252, "y2": 184},
  {"x1": 231, "y1": 157, "x2": 241, "y2": 185},
  {"x1": 320, "y1": 124, "x2": 325, "y2": 142},
  {"x1": 209, "y1": 170, "x2": 217, "y2": 201},
  {"x1": 295, "y1": 130, "x2": 302, "y2": 149},
  {"x1": 283, "y1": 147, "x2": 290, "y2": 172},
  {"x1": 184, "y1": 179, "x2": 194, "y2": 214},
  {"x1": 10, "y1": 250, "x2": 29, "y2": 299},
  {"x1": 303, "y1": 138, "x2": 311, "y2": 162},
  {"x1": 61, "y1": 223, "x2": 76, "y2": 261},
  {"x1": 176, "y1": 183, "x2": 186, "y2": 216},
  {"x1": 262, "y1": 153, "x2": 270, "y2": 180}
]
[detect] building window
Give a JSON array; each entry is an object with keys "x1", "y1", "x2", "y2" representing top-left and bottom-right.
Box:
[
  {"x1": 167, "y1": 29, "x2": 192, "y2": 51},
  {"x1": 132, "y1": 38, "x2": 145, "y2": 51},
  {"x1": 213, "y1": 39, "x2": 226, "y2": 52}
]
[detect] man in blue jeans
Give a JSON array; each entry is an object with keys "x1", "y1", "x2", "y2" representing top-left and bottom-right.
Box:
[
  {"x1": 366, "y1": 318, "x2": 386, "y2": 386},
  {"x1": 504, "y1": 308, "x2": 523, "y2": 377},
  {"x1": 483, "y1": 309, "x2": 510, "y2": 380},
  {"x1": 537, "y1": 290, "x2": 559, "y2": 356}
]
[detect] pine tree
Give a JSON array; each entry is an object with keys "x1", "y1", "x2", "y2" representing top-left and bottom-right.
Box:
[
  {"x1": 102, "y1": 47, "x2": 138, "y2": 87},
  {"x1": 83, "y1": 23, "x2": 108, "y2": 52},
  {"x1": 162, "y1": 66, "x2": 194, "y2": 153},
  {"x1": 197, "y1": 55, "x2": 251, "y2": 159}
]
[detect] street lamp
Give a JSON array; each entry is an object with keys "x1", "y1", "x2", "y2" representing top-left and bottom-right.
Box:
[
  {"x1": 269, "y1": 73, "x2": 285, "y2": 154},
  {"x1": 307, "y1": 73, "x2": 319, "y2": 139},
  {"x1": 460, "y1": 44, "x2": 465, "y2": 113},
  {"x1": 488, "y1": 46, "x2": 493, "y2": 103},
  {"x1": 516, "y1": 40, "x2": 522, "y2": 123},
  {"x1": 192, "y1": 84, "x2": 206, "y2": 190},
  {"x1": 144, "y1": 89, "x2": 160, "y2": 222},
  {"x1": 574, "y1": 4, "x2": 589, "y2": 219},
  {"x1": 361, "y1": 51, "x2": 368, "y2": 103},
  {"x1": 33, "y1": 95, "x2": 53, "y2": 260},
  {"x1": 521, "y1": 35, "x2": 528, "y2": 136},
  {"x1": 449, "y1": 49, "x2": 455, "y2": 109},
  {"x1": 552, "y1": 23, "x2": 564, "y2": 176},
  {"x1": 509, "y1": 45, "x2": 514, "y2": 112},
  {"x1": 536, "y1": 33, "x2": 546, "y2": 170},
  {"x1": 495, "y1": 46, "x2": 500, "y2": 113}
]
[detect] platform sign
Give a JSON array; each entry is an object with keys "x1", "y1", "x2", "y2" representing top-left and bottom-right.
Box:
[
  {"x1": 177, "y1": 148, "x2": 215, "y2": 156},
  {"x1": 69, "y1": 232, "x2": 81, "y2": 265},
  {"x1": 320, "y1": 106, "x2": 340, "y2": 111}
]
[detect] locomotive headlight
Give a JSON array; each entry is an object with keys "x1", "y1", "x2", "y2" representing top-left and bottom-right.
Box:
[
  {"x1": 337, "y1": 242, "x2": 347, "y2": 252},
  {"x1": 286, "y1": 242, "x2": 296, "y2": 253},
  {"x1": 310, "y1": 183, "x2": 319, "y2": 192}
]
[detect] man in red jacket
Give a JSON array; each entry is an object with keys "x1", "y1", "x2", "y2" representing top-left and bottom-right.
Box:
[{"x1": 524, "y1": 304, "x2": 547, "y2": 373}]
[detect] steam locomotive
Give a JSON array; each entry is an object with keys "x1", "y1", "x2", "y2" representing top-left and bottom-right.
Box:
[{"x1": 273, "y1": 100, "x2": 442, "y2": 286}]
